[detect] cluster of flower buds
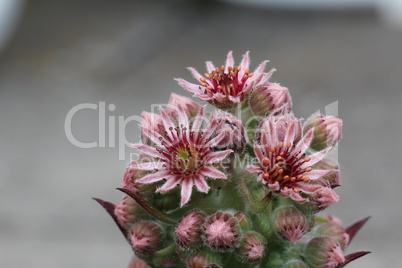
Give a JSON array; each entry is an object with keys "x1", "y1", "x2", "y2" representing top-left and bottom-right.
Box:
[{"x1": 95, "y1": 52, "x2": 370, "y2": 267}]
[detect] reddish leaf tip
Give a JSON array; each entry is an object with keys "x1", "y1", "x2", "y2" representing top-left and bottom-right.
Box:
[{"x1": 345, "y1": 216, "x2": 371, "y2": 245}]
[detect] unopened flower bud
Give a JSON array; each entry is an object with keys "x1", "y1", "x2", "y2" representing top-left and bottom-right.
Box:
[
  {"x1": 312, "y1": 158, "x2": 341, "y2": 188},
  {"x1": 167, "y1": 93, "x2": 200, "y2": 119},
  {"x1": 234, "y1": 212, "x2": 252, "y2": 230},
  {"x1": 316, "y1": 222, "x2": 349, "y2": 250},
  {"x1": 114, "y1": 196, "x2": 149, "y2": 229},
  {"x1": 203, "y1": 211, "x2": 241, "y2": 251},
  {"x1": 128, "y1": 255, "x2": 151, "y2": 268},
  {"x1": 308, "y1": 187, "x2": 339, "y2": 210},
  {"x1": 305, "y1": 236, "x2": 345, "y2": 268},
  {"x1": 258, "y1": 114, "x2": 302, "y2": 145},
  {"x1": 237, "y1": 231, "x2": 266, "y2": 263},
  {"x1": 303, "y1": 115, "x2": 342, "y2": 151},
  {"x1": 186, "y1": 250, "x2": 222, "y2": 268},
  {"x1": 129, "y1": 221, "x2": 164, "y2": 256},
  {"x1": 249, "y1": 83, "x2": 292, "y2": 116},
  {"x1": 212, "y1": 111, "x2": 245, "y2": 153},
  {"x1": 175, "y1": 210, "x2": 206, "y2": 249},
  {"x1": 124, "y1": 157, "x2": 158, "y2": 196},
  {"x1": 283, "y1": 260, "x2": 309, "y2": 268},
  {"x1": 272, "y1": 206, "x2": 307, "y2": 243}
]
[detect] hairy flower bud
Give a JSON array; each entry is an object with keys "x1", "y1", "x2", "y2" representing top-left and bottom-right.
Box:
[
  {"x1": 308, "y1": 187, "x2": 339, "y2": 210},
  {"x1": 272, "y1": 206, "x2": 307, "y2": 243},
  {"x1": 114, "y1": 196, "x2": 149, "y2": 229},
  {"x1": 211, "y1": 111, "x2": 245, "y2": 153},
  {"x1": 203, "y1": 211, "x2": 241, "y2": 251},
  {"x1": 167, "y1": 93, "x2": 200, "y2": 119},
  {"x1": 128, "y1": 255, "x2": 151, "y2": 268},
  {"x1": 186, "y1": 250, "x2": 222, "y2": 268},
  {"x1": 316, "y1": 222, "x2": 349, "y2": 250},
  {"x1": 123, "y1": 157, "x2": 158, "y2": 196},
  {"x1": 258, "y1": 114, "x2": 302, "y2": 144},
  {"x1": 175, "y1": 210, "x2": 206, "y2": 249},
  {"x1": 237, "y1": 231, "x2": 266, "y2": 263},
  {"x1": 305, "y1": 236, "x2": 345, "y2": 268},
  {"x1": 249, "y1": 83, "x2": 292, "y2": 116},
  {"x1": 303, "y1": 115, "x2": 342, "y2": 151},
  {"x1": 129, "y1": 221, "x2": 164, "y2": 256}
]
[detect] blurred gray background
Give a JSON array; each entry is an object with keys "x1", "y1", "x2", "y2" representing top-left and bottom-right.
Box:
[{"x1": 0, "y1": 0, "x2": 401, "y2": 267}]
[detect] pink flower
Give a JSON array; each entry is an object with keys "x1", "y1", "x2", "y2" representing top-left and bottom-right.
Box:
[
  {"x1": 247, "y1": 114, "x2": 337, "y2": 203},
  {"x1": 175, "y1": 51, "x2": 275, "y2": 109},
  {"x1": 131, "y1": 106, "x2": 232, "y2": 207}
]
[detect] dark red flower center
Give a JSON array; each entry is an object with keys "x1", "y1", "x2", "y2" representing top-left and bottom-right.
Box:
[
  {"x1": 198, "y1": 65, "x2": 254, "y2": 97},
  {"x1": 259, "y1": 142, "x2": 312, "y2": 193}
]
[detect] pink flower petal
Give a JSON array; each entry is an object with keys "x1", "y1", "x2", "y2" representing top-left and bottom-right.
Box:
[
  {"x1": 305, "y1": 169, "x2": 333, "y2": 181},
  {"x1": 300, "y1": 148, "x2": 332, "y2": 169},
  {"x1": 175, "y1": 78, "x2": 203, "y2": 94},
  {"x1": 131, "y1": 144, "x2": 163, "y2": 159},
  {"x1": 180, "y1": 177, "x2": 194, "y2": 207},
  {"x1": 293, "y1": 182, "x2": 323, "y2": 194},
  {"x1": 194, "y1": 174, "x2": 209, "y2": 193},
  {"x1": 191, "y1": 106, "x2": 205, "y2": 132},
  {"x1": 187, "y1": 67, "x2": 203, "y2": 81},
  {"x1": 206, "y1": 61, "x2": 215, "y2": 73},
  {"x1": 240, "y1": 51, "x2": 250, "y2": 73},
  {"x1": 268, "y1": 182, "x2": 280, "y2": 192},
  {"x1": 293, "y1": 129, "x2": 313, "y2": 156},
  {"x1": 140, "y1": 127, "x2": 163, "y2": 146},
  {"x1": 156, "y1": 175, "x2": 182, "y2": 193},
  {"x1": 268, "y1": 121, "x2": 279, "y2": 147},
  {"x1": 256, "y1": 67, "x2": 275, "y2": 86},
  {"x1": 246, "y1": 165, "x2": 262, "y2": 173},
  {"x1": 280, "y1": 189, "x2": 308, "y2": 203},
  {"x1": 204, "y1": 150, "x2": 233, "y2": 164},
  {"x1": 254, "y1": 60, "x2": 269, "y2": 80},
  {"x1": 225, "y1": 51, "x2": 234, "y2": 72},
  {"x1": 200, "y1": 166, "x2": 227, "y2": 179},
  {"x1": 137, "y1": 170, "x2": 172, "y2": 184},
  {"x1": 283, "y1": 121, "x2": 296, "y2": 147},
  {"x1": 254, "y1": 143, "x2": 265, "y2": 164},
  {"x1": 159, "y1": 108, "x2": 177, "y2": 140}
]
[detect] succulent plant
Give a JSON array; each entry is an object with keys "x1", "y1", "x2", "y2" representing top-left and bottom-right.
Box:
[{"x1": 95, "y1": 52, "x2": 370, "y2": 268}]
